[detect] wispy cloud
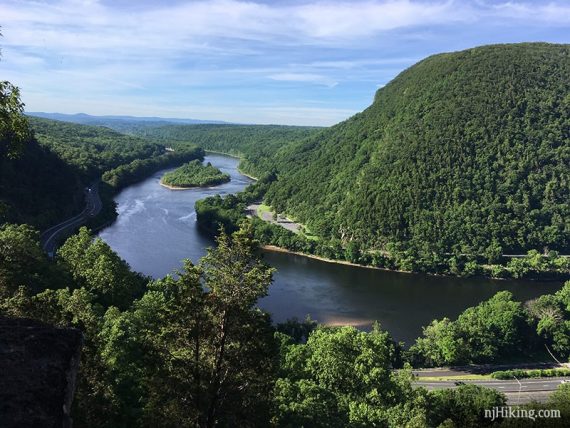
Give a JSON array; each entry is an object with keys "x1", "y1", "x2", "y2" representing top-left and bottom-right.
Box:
[
  {"x1": 0, "y1": 0, "x2": 568, "y2": 125},
  {"x1": 268, "y1": 73, "x2": 339, "y2": 87}
]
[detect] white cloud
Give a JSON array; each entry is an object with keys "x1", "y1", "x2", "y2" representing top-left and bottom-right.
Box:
[
  {"x1": 294, "y1": 1, "x2": 463, "y2": 38},
  {"x1": 1, "y1": 0, "x2": 568, "y2": 125},
  {"x1": 268, "y1": 73, "x2": 339, "y2": 87},
  {"x1": 489, "y1": 1, "x2": 570, "y2": 24}
]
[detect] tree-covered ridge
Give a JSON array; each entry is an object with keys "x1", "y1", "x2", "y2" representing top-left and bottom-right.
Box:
[
  {"x1": 0, "y1": 89, "x2": 82, "y2": 228},
  {"x1": 132, "y1": 124, "x2": 321, "y2": 177},
  {"x1": 264, "y1": 43, "x2": 570, "y2": 258},
  {"x1": 161, "y1": 159, "x2": 230, "y2": 188},
  {"x1": 29, "y1": 117, "x2": 165, "y2": 179},
  {"x1": 196, "y1": 174, "x2": 569, "y2": 279},
  {"x1": 0, "y1": 138, "x2": 81, "y2": 229}
]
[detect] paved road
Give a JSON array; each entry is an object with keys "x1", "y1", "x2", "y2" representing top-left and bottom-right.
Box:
[
  {"x1": 413, "y1": 362, "x2": 565, "y2": 377},
  {"x1": 416, "y1": 377, "x2": 567, "y2": 404},
  {"x1": 40, "y1": 181, "x2": 102, "y2": 257},
  {"x1": 413, "y1": 364, "x2": 569, "y2": 404},
  {"x1": 246, "y1": 203, "x2": 301, "y2": 234}
]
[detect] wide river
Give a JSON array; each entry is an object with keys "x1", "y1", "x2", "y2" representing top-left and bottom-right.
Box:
[{"x1": 99, "y1": 154, "x2": 560, "y2": 344}]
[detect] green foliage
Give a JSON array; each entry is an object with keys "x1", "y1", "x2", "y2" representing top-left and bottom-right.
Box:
[
  {"x1": 102, "y1": 146, "x2": 204, "y2": 189},
  {"x1": 272, "y1": 324, "x2": 419, "y2": 427},
  {"x1": 29, "y1": 117, "x2": 165, "y2": 179},
  {"x1": 426, "y1": 384, "x2": 506, "y2": 427},
  {"x1": 1, "y1": 224, "x2": 279, "y2": 427},
  {"x1": 0, "y1": 136, "x2": 81, "y2": 228},
  {"x1": 106, "y1": 225, "x2": 277, "y2": 427},
  {"x1": 1, "y1": 81, "x2": 31, "y2": 159},
  {"x1": 161, "y1": 159, "x2": 229, "y2": 188},
  {"x1": 2, "y1": 115, "x2": 202, "y2": 232},
  {"x1": 0, "y1": 222, "x2": 536, "y2": 427},
  {"x1": 263, "y1": 43, "x2": 570, "y2": 260},
  {"x1": 1, "y1": 95, "x2": 82, "y2": 229},
  {"x1": 0, "y1": 224, "x2": 64, "y2": 306},
  {"x1": 410, "y1": 291, "x2": 528, "y2": 366},
  {"x1": 491, "y1": 368, "x2": 570, "y2": 380},
  {"x1": 525, "y1": 281, "x2": 570, "y2": 359},
  {"x1": 132, "y1": 123, "x2": 320, "y2": 178},
  {"x1": 196, "y1": 170, "x2": 569, "y2": 278},
  {"x1": 408, "y1": 318, "x2": 467, "y2": 367},
  {"x1": 57, "y1": 227, "x2": 147, "y2": 310}
]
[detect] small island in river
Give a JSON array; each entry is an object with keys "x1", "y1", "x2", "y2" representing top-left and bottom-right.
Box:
[{"x1": 160, "y1": 159, "x2": 231, "y2": 189}]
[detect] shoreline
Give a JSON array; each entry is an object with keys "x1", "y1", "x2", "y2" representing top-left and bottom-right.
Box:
[
  {"x1": 261, "y1": 244, "x2": 415, "y2": 274},
  {"x1": 238, "y1": 170, "x2": 258, "y2": 181},
  {"x1": 203, "y1": 150, "x2": 259, "y2": 181},
  {"x1": 259, "y1": 245, "x2": 565, "y2": 282},
  {"x1": 159, "y1": 178, "x2": 230, "y2": 190}
]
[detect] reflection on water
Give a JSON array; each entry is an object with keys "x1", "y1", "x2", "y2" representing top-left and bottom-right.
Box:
[{"x1": 100, "y1": 154, "x2": 561, "y2": 344}]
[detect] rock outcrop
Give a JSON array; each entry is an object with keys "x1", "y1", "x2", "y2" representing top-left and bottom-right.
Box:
[{"x1": 0, "y1": 317, "x2": 83, "y2": 428}]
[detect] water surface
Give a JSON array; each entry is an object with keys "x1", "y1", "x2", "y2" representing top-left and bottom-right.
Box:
[{"x1": 99, "y1": 154, "x2": 559, "y2": 344}]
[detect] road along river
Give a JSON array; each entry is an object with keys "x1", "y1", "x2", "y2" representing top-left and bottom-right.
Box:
[{"x1": 99, "y1": 154, "x2": 560, "y2": 344}]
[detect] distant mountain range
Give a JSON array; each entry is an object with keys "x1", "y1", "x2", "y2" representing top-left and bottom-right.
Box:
[
  {"x1": 25, "y1": 112, "x2": 230, "y2": 135},
  {"x1": 27, "y1": 112, "x2": 229, "y2": 126}
]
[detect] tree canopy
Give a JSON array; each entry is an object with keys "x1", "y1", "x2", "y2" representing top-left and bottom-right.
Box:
[{"x1": 161, "y1": 160, "x2": 230, "y2": 188}]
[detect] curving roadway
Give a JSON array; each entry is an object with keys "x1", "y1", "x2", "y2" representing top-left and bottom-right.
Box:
[{"x1": 40, "y1": 181, "x2": 102, "y2": 257}]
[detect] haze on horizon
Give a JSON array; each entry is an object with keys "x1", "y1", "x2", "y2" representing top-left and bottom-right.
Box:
[{"x1": 1, "y1": 0, "x2": 569, "y2": 126}]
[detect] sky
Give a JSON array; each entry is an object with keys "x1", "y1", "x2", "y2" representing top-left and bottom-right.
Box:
[{"x1": 0, "y1": 0, "x2": 569, "y2": 126}]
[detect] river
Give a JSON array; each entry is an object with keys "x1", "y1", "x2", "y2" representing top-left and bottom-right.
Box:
[{"x1": 99, "y1": 153, "x2": 559, "y2": 344}]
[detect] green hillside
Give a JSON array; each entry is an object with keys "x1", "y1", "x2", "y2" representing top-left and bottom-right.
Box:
[
  {"x1": 132, "y1": 124, "x2": 320, "y2": 177},
  {"x1": 0, "y1": 136, "x2": 81, "y2": 229},
  {"x1": 29, "y1": 117, "x2": 165, "y2": 179},
  {"x1": 265, "y1": 43, "x2": 570, "y2": 258},
  {"x1": 2, "y1": 116, "x2": 203, "y2": 229}
]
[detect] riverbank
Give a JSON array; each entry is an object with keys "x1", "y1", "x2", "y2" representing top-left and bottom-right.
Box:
[
  {"x1": 159, "y1": 180, "x2": 230, "y2": 190},
  {"x1": 261, "y1": 244, "x2": 418, "y2": 274},
  {"x1": 159, "y1": 180, "x2": 199, "y2": 190},
  {"x1": 203, "y1": 150, "x2": 259, "y2": 181}
]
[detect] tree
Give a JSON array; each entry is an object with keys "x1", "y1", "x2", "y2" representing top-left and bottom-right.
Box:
[
  {"x1": 0, "y1": 223, "x2": 58, "y2": 304},
  {"x1": 57, "y1": 227, "x2": 147, "y2": 309},
  {"x1": 411, "y1": 291, "x2": 528, "y2": 365},
  {"x1": 427, "y1": 384, "x2": 506, "y2": 427},
  {"x1": 409, "y1": 318, "x2": 467, "y2": 366},
  {"x1": 137, "y1": 225, "x2": 277, "y2": 427},
  {"x1": 0, "y1": 27, "x2": 32, "y2": 160},
  {"x1": 272, "y1": 324, "x2": 421, "y2": 427},
  {"x1": 456, "y1": 291, "x2": 526, "y2": 362}
]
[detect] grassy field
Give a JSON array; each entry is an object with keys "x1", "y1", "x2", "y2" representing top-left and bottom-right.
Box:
[{"x1": 257, "y1": 203, "x2": 272, "y2": 219}]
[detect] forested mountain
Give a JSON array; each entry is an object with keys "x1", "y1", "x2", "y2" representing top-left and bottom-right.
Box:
[
  {"x1": 0, "y1": 129, "x2": 81, "y2": 229},
  {"x1": 264, "y1": 43, "x2": 570, "y2": 257},
  {"x1": 132, "y1": 124, "x2": 321, "y2": 177},
  {"x1": 0, "y1": 83, "x2": 81, "y2": 228},
  {"x1": 29, "y1": 117, "x2": 166, "y2": 179}
]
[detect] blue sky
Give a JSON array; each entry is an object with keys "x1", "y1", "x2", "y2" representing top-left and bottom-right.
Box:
[{"x1": 1, "y1": 0, "x2": 568, "y2": 126}]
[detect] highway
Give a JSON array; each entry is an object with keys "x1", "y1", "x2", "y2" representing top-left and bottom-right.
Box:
[
  {"x1": 40, "y1": 181, "x2": 102, "y2": 257},
  {"x1": 416, "y1": 378, "x2": 567, "y2": 404},
  {"x1": 413, "y1": 365, "x2": 568, "y2": 404}
]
